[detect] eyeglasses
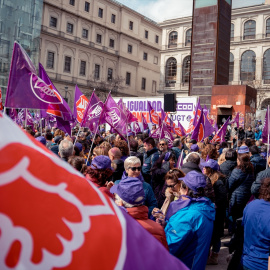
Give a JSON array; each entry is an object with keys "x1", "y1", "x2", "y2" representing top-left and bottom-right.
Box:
[
  {"x1": 159, "y1": 143, "x2": 166, "y2": 146},
  {"x1": 166, "y1": 182, "x2": 178, "y2": 188},
  {"x1": 128, "y1": 166, "x2": 142, "y2": 172}
]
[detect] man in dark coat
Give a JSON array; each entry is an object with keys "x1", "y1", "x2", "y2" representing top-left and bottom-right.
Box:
[
  {"x1": 181, "y1": 153, "x2": 202, "y2": 174},
  {"x1": 249, "y1": 145, "x2": 266, "y2": 177},
  {"x1": 245, "y1": 126, "x2": 255, "y2": 140},
  {"x1": 220, "y1": 149, "x2": 237, "y2": 179}
]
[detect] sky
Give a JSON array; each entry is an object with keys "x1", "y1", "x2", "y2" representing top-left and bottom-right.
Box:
[{"x1": 116, "y1": 0, "x2": 265, "y2": 22}]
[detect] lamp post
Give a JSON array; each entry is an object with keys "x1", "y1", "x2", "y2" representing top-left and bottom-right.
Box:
[{"x1": 63, "y1": 86, "x2": 72, "y2": 107}]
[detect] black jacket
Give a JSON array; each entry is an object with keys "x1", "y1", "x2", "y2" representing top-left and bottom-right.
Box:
[
  {"x1": 251, "y1": 167, "x2": 270, "y2": 198},
  {"x1": 220, "y1": 160, "x2": 237, "y2": 178},
  {"x1": 181, "y1": 162, "x2": 202, "y2": 174},
  {"x1": 245, "y1": 130, "x2": 255, "y2": 139},
  {"x1": 250, "y1": 154, "x2": 266, "y2": 177}
]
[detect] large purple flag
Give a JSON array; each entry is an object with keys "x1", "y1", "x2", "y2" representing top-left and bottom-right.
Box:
[
  {"x1": 203, "y1": 111, "x2": 215, "y2": 140},
  {"x1": 262, "y1": 106, "x2": 270, "y2": 143},
  {"x1": 9, "y1": 109, "x2": 18, "y2": 122},
  {"x1": 151, "y1": 123, "x2": 174, "y2": 148},
  {"x1": 148, "y1": 101, "x2": 161, "y2": 126},
  {"x1": 100, "y1": 93, "x2": 127, "y2": 135},
  {"x1": 81, "y1": 91, "x2": 104, "y2": 132},
  {"x1": 73, "y1": 85, "x2": 89, "y2": 123},
  {"x1": 39, "y1": 64, "x2": 73, "y2": 121},
  {"x1": 55, "y1": 116, "x2": 71, "y2": 136},
  {"x1": 134, "y1": 121, "x2": 141, "y2": 133},
  {"x1": 230, "y1": 112, "x2": 240, "y2": 128},
  {"x1": 141, "y1": 112, "x2": 149, "y2": 131},
  {"x1": 193, "y1": 98, "x2": 202, "y2": 127},
  {"x1": 5, "y1": 42, "x2": 61, "y2": 110},
  {"x1": 118, "y1": 99, "x2": 138, "y2": 124},
  {"x1": 175, "y1": 121, "x2": 186, "y2": 137},
  {"x1": 191, "y1": 111, "x2": 204, "y2": 142},
  {"x1": 211, "y1": 117, "x2": 230, "y2": 143}
]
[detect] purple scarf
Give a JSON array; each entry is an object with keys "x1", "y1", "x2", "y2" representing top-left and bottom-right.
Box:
[{"x1": 121, "y1": 171, "x2": 144, "y2": 182}]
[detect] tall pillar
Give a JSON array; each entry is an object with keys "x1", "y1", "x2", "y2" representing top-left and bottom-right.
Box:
[{"x1": 189, "y1": 0, "x2": 232, "y2": 107}]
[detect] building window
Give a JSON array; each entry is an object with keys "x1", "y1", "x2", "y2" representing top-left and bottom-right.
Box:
[
  {"x1": 143, "y1": 52, "x2": 148, "y2": 61},
  {"x1": 165, "y1": 57, "x2": 177, "y2": 87},
  {"x1": 243, "y1": 20, "x2": 256, "y2": 40},
  {"x1": 64, "y1": 56, "x2": 72, "y2": 72},
  {"x1": 85, "y1": 1, "x2": 90, "y2": 12},
  {"x1": 98, "y1": 8, "x2": 103, "y2": 18},
  {"x1": 231, "y1": 23, "x2": 234, "y2": 41},
  {"x1": 69, "y1": 0, "x2": 75, "y2": 6},
  {"x1": 155, "y1": 35, "x2": 159, "y2": 44},
  {"x1": 50, "y1": 17, "x2": 57, "y2": 28},
  {"x1": 107, "y1": 68, "x2": 113, "y2": 81},
  {"x1": 47, "y1": 51, "x2": 54, "y2": 69},
  {"x1": 154, "y1": 56, "x2": 158, "y2": 64},
  {"x1": 109, "y1": 39, "x2": 114, "y2": 48},
  {"x1": 96, "y1": 34, "x2": 102, "y2": 43},
  {"x1": 145, "y1": 30, "x2": 148, "y2": 39},
  {"x1": 229, "y1": 53, "x2": 234, "y2": 82},
  {"x1": 111, "y1": 14, "x2": 116, "y2": 24},
  {"x1": 127, "y1": 44, "x2": 132, "y2": 53},
  {"x1": 185, "y1": 29, "x2": 192, "y2": 46},
  {"x1": 129, "y1": 21, "x2": 133, "y2": 30},
  {"x1": 152, "y1": 80, "x2": 156, "y2": 93},
  {"x1": 266, "y1": 18, "x2": 270, "y2": 37},
  {"x1": 168, "y1": 31, "x2": 178, "y2": 48},
  {"x1": 263, "y1": 49, "x2": 270, "y2": 83},
  {"x1": 94, "y1": 64, "x2": 100, "y2": 79},
  {"x1": 182, "y1": 56, "x2": 190, "y2": 84},
  {"x1": 141, "y1": 78, "x2": 146, "y2": 90},
  {"x1": 66, "y1": 23, "x2": 74, "y2": 34},
  {"x1": 82, "y1": 28, "x2": 88, "y2": 39},
  {"x1": 240, "y1": 50, "x2": 256, "y2": 82},
  {"x1": 126, "y1": 72, "x2": 131, "y2": 85},
  {"x1": 80, "y1": 61, "x2": 86, "y2": 76}
]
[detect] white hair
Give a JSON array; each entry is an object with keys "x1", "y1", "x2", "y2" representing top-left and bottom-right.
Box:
[
  {"x1": 124, "y1": 156, "x2": 141, "y2": 171},
  {"x1": 59, "y1": 140, "x2": 74, "y2": 158},
  {"x1": 114, "y1": 194, "x2": 143, "y2": 208}
]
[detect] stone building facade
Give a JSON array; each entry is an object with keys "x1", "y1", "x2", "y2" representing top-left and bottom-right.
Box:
[
  {"x1": 159, "y1": 2, "x2": 270, "y2": 110},
  {"x1": 40, "y1": 0, "x2": 161, "y2": 106}
]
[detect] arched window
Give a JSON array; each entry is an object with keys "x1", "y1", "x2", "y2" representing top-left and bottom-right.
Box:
[
  {"x1": 231, "y1": 23, "x2": 234, "y2": 41},
  {"x1": 266, "y1": 18, "x2": 270, "y2": 37},
  {"x1": 168, "y1": 31, "x2": 178, "y2": 48},
  {"x1": 240, "y1": 50, "x2": 256, "y2": 82},
  {"x1": 182, "y1": 56, "x2": 190, "y2": 85},
  {"x1": 229, "y1": 53, "x2": 234, "y2": 82},
  {"x1": 263, "y1": 49, "x2": 270, "y2": 84},
  {"x1": 165, "y1": 57, "x2": 177, "y2": 87},
  {"x1": 243, "y1": 20, "x2": 256, "y2": 40},
  {"x1": 185, "y1": 29, "x2": 192, "y2": 46}
]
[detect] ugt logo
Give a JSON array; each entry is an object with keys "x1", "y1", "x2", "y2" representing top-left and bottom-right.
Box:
[{"x1": 76, "y1": 95, "x2": 89, "y2": 122}]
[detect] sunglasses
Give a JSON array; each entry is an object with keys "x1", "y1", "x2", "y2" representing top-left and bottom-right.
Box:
[
  {"x1": 128, "y1": 166, "x2": 142, "y2": 172},
  {"x1": 159, "y1": 143, "x2": 166, "y2": 146},
  {"x1": 166, "y1": 182, "x2": 178, "y2": 188}
]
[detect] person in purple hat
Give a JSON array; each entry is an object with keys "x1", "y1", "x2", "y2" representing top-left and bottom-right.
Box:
[
  {"x1": 159, "y1": 170, "x2": 215, "y2": 270},
  {"x1": 201, "y1": 159, "x2": 227, "y2": 265},
  {"x1": 111, "y1": 178, "x2": 168, "y2": 249},
  {"x1": 35, "y1": 136, "x2": 46, "y2": 146},
  {"x1": 84, "y1": 155, "x2": 114, "y2": 199}
]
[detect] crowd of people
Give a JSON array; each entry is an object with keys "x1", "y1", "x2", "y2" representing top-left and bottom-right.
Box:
[{"x1": 26, "y1": 123, "x2": 270, "y2": 270}]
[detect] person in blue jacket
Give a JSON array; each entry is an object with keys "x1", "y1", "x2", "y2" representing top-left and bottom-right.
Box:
[
  {"x1": 242, "y1": 178, "x2": 270, "y2": 270},
  {"x1": 114, "y1": 156, "x2": 158, "y2": 217},
  {"x1": 157, "y1": 171, "x2": 215, "y2": 270}
]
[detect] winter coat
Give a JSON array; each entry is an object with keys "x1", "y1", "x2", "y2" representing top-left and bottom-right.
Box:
[
  {"x1": 254, "y1": 131, "x2": 262, "y2": 140},
  {"x1": 127, "y1": 205, "x2": 168, "y2": 249},
  {"x1": 220, "y1": 160, "x2": 237, "y2": 178},
  {"x1": 165, "y1": 199, "x2": 215, "y2": 270},
  {"x1": 250, "y1": 154, "x2": 266, "y2": 177},
  {"x1": 245, "y1": 130, "x2": 255, "y2": 139},
  {"x1": 228, "y1": 168, "x2": 254, "y2": 218},
  {"x1": 238, "y1": 129, "x2": 245, "y2": 141},
  {"x1": 181, "y1": 162, "x2": 202, "y2": 174},
  {"x1": 115, "y1": 177, "x2": 158, "y2": 217},
  {"x1": 172, "y1": 147, "x2": 186, "y2": 161},
  {"x1": 142, "y1": 147, "x2": 159, "y2": 176},
  {"x1": 242, "y1": 199, "x2": 270, "y2": 270},
  {"x1": 251, "y1": 167, "x2": 270, "y2": 198},
  {"x1": 130, "y1": 150, "x2": 143, "y2": 165}
]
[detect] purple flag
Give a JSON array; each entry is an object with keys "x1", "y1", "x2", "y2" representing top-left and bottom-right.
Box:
[
  {"x1": 55, "y1": 116, "x2": 71, "y2": 136},
  {"x1": 9, "y1": 109, "x2": 18, "y2": 122},
  {"x1": 176, "y1": 150, "x2": 184, "y2": 169},
  {"x1": 134, "y1": 121, "x2": 141, "y2": 134},
  {"x1": 81, "y1": 91, "x2": 104, "y2": 132},
  {"x1": 175, "y1": 121, "x2": 186, "y2": 137},
  {"x1": 39, "y1": 64, "x2": 73, "y2": 121},
  {"x1": 211, "y1": 117, "x2": 230, "y2": 143},
  {"x1": 151, "y1": 123, "x2": 174, "y2": 148},
  {"x1": 230, "y1": 112, "x2": 240, "y2": 128},
  {"x1": 203, "y1": 111, "x2": 215, "y2": 140},
  {"x1": 100, "y1": 93, "x2": 127, "y2": 135},
  {"x1": 26, "y1": 110, "x2": 35, "y2": 129},
  {"x1": 118, "y1": 99, "x2": 138, "y2": 124},
  {"x1": 148, "y1": 101, "x2": 161, "y2": 126},
  {"x1": 141, "y1": 112, "x2": 149, "y2": 131},
  {"x1": 191, "y1": 111, "x2": 204, "y2": 142},
  {"x1": 73, "y1": 85, "x2": 89, "y2": 123},
  {"x1": 193, "y1": 98, "x2": 202, "y2": 127},
  {"x1": 262, "y1": 106, "x2": 270, "y2": 143},
  {"x1": 40, "y1": 109, "x2": 48, "y2": 119}
]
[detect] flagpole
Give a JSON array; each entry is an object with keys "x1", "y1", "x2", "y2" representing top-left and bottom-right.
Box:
[{"x1": 126, "y1": 121, "x2": 131, "y2": 156}]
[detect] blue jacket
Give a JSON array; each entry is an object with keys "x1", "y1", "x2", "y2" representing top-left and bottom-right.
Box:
[
  {"x1": 115, "y1": 177, "x2": 158, "y2": 217},
  {"x1": 250, "y1": 154, "x2": 266, "y2": 177},
  {"x1": 242, "y1": 199, "x2": 270, "y2": 270},
  {"x1": 142, "y1": 147, "x2": 159, "y2": 176},
  {"x1": 251, "y1": 167, "x2": 270, "y2": 198},
  {"x1": 165, "y1": 199, "x2": 215, "y2": 270},
  {"x1": 254, "y1": 130, "x2": 262, "y2": 140}
]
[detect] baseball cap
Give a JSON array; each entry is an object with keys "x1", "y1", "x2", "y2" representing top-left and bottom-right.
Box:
[
  {"x1": 110, "y1": 177, "x2": 145, "y2": 205},
  {"x1": 190, "y1": 144, "x2": 199, "y2": 152},
  {"x1": 200, "y1": 159, "x2": 220, "y2": 171},
  {"x1": 178, "y1": 171, "x2": 206, "y2": 193},
  {"x1": 238, "y1": 145, "x2": 249, "y2": 154}
]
